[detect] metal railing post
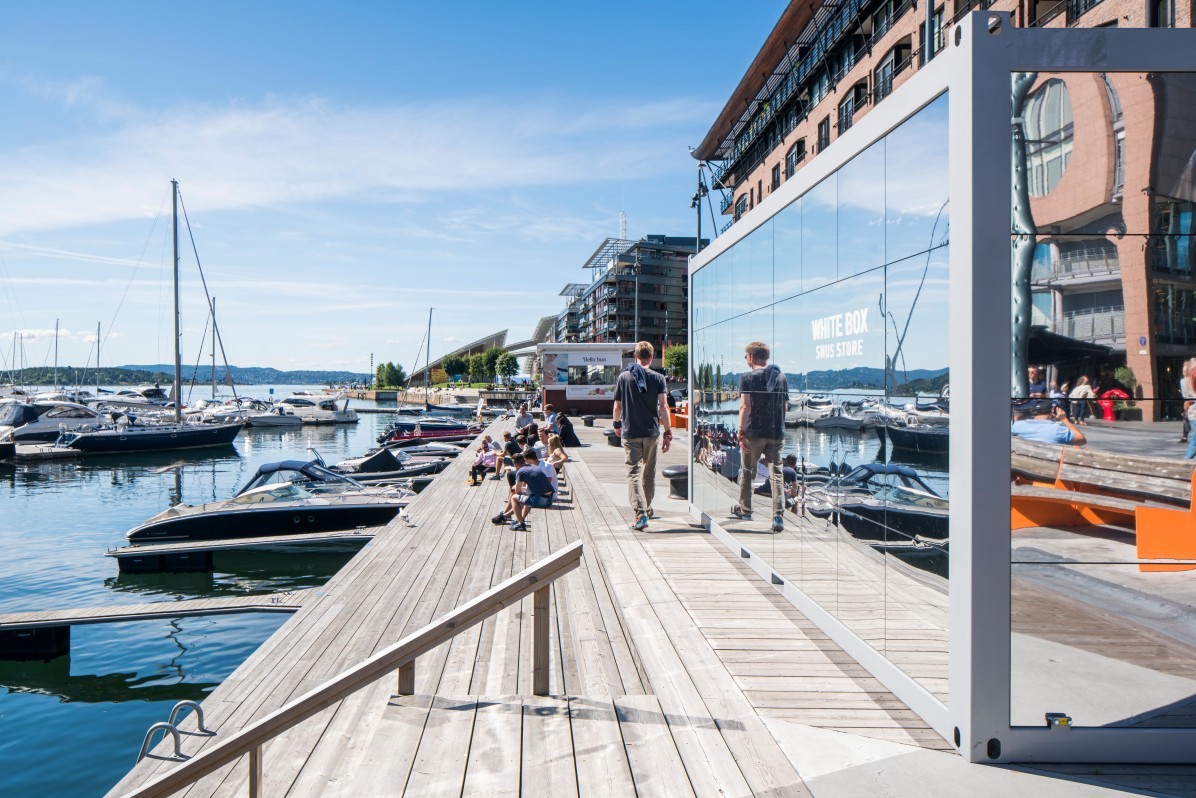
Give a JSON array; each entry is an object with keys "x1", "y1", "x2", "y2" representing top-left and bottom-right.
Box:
[{"x1": 533, "y1": 586, "x2": 551, "y2": 696}]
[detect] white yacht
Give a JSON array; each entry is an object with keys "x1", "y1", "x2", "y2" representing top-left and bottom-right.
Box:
[{"x1": 277, "y1": 395, "x2": 359, "y2": 424}]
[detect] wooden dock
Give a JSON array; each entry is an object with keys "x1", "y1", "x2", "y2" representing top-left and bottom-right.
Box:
[
  {"x1": 0, "y1": 591, "x2": 308, "y2": 661},
  {"x1": 109, "y1": 417, "x2": 959, "y2": 796},
  {"x1": 0, "y1": 591, "x2": 309, "y2": 631},
  {"x1": 106, "y1": 528, "x2": 383, "y2": 572}
]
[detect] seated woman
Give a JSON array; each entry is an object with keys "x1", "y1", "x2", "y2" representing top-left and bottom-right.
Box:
[
  {"x1": 557, "y1": 412, "x2": 582, "y2": 448},
  {"x1": 546, "y1": 434, "x2": 569, "y2": 468}
]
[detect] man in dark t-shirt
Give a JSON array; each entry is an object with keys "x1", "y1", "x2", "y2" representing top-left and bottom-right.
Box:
[
  {"x1": 612, "y1": 341, "x2": 672, "y2": 530},
  {"x1": 735, "y1": 341, "x2": 788, "y2": 532}
]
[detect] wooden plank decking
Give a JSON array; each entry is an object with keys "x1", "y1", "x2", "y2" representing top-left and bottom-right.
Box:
[
  {"x1": 0, "y1": 591, "x2": 309, "y2": 631},
  {"x1": 108, "y1": 418, "x2": 958, "y2": 797}
]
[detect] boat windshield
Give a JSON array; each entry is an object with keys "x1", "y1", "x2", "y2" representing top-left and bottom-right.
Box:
[
  {"x1": 231, "y1": 483, "x2": 314, "y2": 504},
  {"x1": 0, "y1": 402, "x2": 27, "y2": 426}
]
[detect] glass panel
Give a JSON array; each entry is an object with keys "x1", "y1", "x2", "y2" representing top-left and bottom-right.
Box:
[
  {"x1": 1011, "y1": 71, "x2": 1196, "y2": 729},
  {"x1": 803, "y1": 177, "x2": 837, "y2": 293},
  {"x1": 728, "y1": 308, "x2": 779, "y2": 545},
  {"x1": 886, "y1": 93, "x2": 950, "y2": 267},
  {"x1": 747, "y1": 220, "x2": 775, "y2": 313},
  {"x1": 775, "y1": 198, "x2": 802, "y2": 302},
  {"x1": 838, "y1": 140, "x2": 887, "y2": 279},
  {"x1": 698, "y1": 320, "x2": 740, "y2": 524},
  {"x1": 795, "y1": 268, "x2": 885, "y2": 394}
]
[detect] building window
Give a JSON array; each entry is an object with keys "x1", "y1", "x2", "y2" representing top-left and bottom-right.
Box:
[
  {"x1": 1024, "y1": 78, "x2": 1073, "y2": 197},
  {"x1": 734, "y1": 195, "x2": 746, "y2": 220},
  {"x1": 1149, "y1": 0, "x2": 1174, "y2": 27},
  {"x1": 817, "y1": 116, "x2": 831, "y2": 152},
  {"x1": 771, "y1": 163, "x2": 781, "y2": 191},
  {"x1": 838, "y1": 95, "x2": 856, "y2": 133},
  {"x1": 873, "y1": 40, "x2": 912, "y2": 103},
  {"x1": 785, "y1": 139, "x2": 806, "y2": 177}
]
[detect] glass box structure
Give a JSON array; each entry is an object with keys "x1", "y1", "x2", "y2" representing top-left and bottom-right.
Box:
[{"x1": 688, "y1": 15, "x2": 1196, "y2": 763}]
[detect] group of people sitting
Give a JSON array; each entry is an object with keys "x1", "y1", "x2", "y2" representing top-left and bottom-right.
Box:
[{"x1": 466, "y1": 406, "x2": 574, "y2": 531}]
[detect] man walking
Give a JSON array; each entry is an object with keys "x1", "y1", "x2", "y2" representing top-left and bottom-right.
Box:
[
  {"x1": 612, "y1": 341, "x2": 671, "y2": 530},
  {"x1": 733, "y1": 341, "x2": 788, "y2": 533}
]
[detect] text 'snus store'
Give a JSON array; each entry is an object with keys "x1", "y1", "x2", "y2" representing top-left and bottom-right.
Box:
[{"x1": 688, "y1": 16, "x2": 1196, "y2": 763}]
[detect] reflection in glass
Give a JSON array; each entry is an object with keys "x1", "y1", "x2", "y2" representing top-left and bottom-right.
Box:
[
  {"x1": 689, "y1": 91, "x2": 952, "y2": 702},
  {"x1": 1010, "y1": 71, "x2": 1196, "y2": 729},
  {"x1": 838, "y1": 141, "x2": 887, "y2": 279}
]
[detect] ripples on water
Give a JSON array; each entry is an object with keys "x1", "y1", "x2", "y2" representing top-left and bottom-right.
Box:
[{"x1": 0, "y1": 392, "x2": 403, "y2": 796}]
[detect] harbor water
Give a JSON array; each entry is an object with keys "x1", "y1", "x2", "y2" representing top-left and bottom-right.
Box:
[{"x1": 0, "y1": 388, "x2": 416, "y2": 797}]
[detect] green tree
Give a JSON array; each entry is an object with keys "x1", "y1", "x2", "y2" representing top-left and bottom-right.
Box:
[
  {"x1": 495, "y1": 352, "x2": 519, "y2": 382},
  {"x1": 481, "y1": 347, "x2": 506, "y2": 381},
  {"x1": 441, "y1": 354, "x2": 467, "y2": 381},
  {"x1": 468, "y1": 353, "x2": 488, "y2": 383},
  {"x1": 663, "y1": 344, "x2": 688, "y2": 380}
]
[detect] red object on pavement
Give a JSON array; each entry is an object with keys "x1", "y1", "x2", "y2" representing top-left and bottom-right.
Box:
[{"x1": 1098, "y1": 388, "x2": 1130, "y2": 421}]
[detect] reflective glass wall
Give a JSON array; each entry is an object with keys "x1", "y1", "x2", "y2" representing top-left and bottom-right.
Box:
[
  {"x1": 1009, "y1": 71, "x2": 1196, "y2": 729},
  {"x1": 693, "y1": 93, "x2": 950, "y2": 701}
]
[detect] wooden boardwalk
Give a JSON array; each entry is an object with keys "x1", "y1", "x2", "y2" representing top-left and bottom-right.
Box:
[
  {"x1": 0, "y1": 591, "x2": 308, "y2": 631},
  {"x1": 108, "y1": 418, "x2": 958, "y2": 796}
]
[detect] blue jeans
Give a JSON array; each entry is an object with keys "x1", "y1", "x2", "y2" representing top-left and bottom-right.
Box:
[{"x1": 1185, "y1": 434, "x2": 1196, "y2": 460}]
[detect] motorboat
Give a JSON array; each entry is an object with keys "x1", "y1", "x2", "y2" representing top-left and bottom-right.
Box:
[
  {"x1": 90, "y1": 386, "x2": 172, "y2": 412},
  {"x1": 0, "y1": 399, "x2": 111, "y2": 443},
  {"x1": 0, "y1": 430, "x2": 13, "y2": 461},
  {"x1": 57, "y1": 419, "x2": 243, "y2": 454},
  {"x1": 329, "y1": 447, "x2": 453, "y2": 481},
  {"x1": 811, "y1": 399, "x2": 875, "y2": 431},
  {"x1": 377, "y1": 416, "x2": 480, "y2": 444},
  {"x1": 278, "y1": 395, "x2": 359, "y2": 424},
  {"x1": 785, "y1": 394, "x2": 834, "y2": 427},
  {"x1": 125, "y1": 459, "x2": 414, "y2": 543},
  {"x1": 805, "y1": 463, "x2": 949, "y2": 541},
  {"x1": 245, "y1": 405, "x2": 302, "y2": 427}
]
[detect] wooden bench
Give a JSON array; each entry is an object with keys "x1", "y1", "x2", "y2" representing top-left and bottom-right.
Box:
[{"x1": 1011, "y1": 438, "x2": 1196, "y2": 571}]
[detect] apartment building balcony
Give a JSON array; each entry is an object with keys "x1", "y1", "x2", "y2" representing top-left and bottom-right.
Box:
[
  {"x1": 1155, "y1": 314, "x2": 1196, "y2": 345},
  {"x1": 1034, "y1": 245, "x2": 1122, "y2": 285},
  {"x1": 1060, "y1": 306, "x2": 1125, "y2": 342}
]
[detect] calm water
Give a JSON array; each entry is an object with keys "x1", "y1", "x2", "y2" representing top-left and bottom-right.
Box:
[{"x1": 0, "y1": 388, "x2": 414, "y2": 796}]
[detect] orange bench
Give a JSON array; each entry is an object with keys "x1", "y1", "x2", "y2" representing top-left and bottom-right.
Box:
[{"x1": 1010, "y1": 438, "x2": 1196, "y2": 572}]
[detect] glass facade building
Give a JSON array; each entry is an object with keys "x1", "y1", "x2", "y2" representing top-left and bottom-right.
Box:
[{"x1": 688, "y1": 16, "x2": 1196, "y2": 763}]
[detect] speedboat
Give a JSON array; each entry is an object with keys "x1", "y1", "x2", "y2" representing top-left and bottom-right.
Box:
[
  {"x1": 329, "y1": 447, "x2": 453, "y2": 481},
  {"x1": 0, "y1": 399, "x2": 111, "y2": 442},
  {"x1": 278, "y1": 395, "x2": 359, "y2": 424},
  {"x1": 377, "y1": 416, "x2": 480, "y2": 443},
  {"x1": 785, "y1": 394, "x2": 834, "y2": 427},
  {"x1": 245, "y1": 405, "x2": 303, "y2": 427},
  {"x1": 125, "y1": 459, "x2": 413, "y2": 543},
  {"x1": 806, "y1": 463, "x2": 949, "y2": 541}
]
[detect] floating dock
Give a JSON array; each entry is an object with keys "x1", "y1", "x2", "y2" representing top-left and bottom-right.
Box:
[
  {"x1": 0, "y1": 591, "x2": 308, "y2": 660},
  {"x1": 105, "y1": 527, "x2": 385, "y2": 573},
  {"x1": 12, "y1": 443, "x2": 81, "y2": 461}
]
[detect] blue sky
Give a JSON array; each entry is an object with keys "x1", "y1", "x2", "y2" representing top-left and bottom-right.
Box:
[{"x1": 0, "y1": 1, "x2": 788, "y2": 375}]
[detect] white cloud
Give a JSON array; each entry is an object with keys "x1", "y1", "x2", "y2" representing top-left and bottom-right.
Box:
[{"x1": 0, "y1": 92, "x2": 716, "y2": 237}]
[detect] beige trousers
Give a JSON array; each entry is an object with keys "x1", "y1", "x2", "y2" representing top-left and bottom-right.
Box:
[
  {"x1": 623, "y1": 435, "x2": 659, "y2": 517},
  {"x1": 738, "y1": 437, "x2": 784, "y2": 517}
]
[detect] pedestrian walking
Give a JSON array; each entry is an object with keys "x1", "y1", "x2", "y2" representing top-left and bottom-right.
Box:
[
  {"x1": 732, "y1": 341, "x2": 788, "y2": 532},
  {"x1": 612, "y1": 341, "x2": 671, "y2": 530}
]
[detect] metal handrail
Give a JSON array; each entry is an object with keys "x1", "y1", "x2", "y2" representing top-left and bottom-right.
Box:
[
  {"x1": 136, "y1": 723, "x2": 182, "y2": 764},
  {"x1": 122, "y1": 541, "x2": 584, "y2": 798},
  {"x1": 167, "y1": 700, "x2": 212, "y2": 735}
]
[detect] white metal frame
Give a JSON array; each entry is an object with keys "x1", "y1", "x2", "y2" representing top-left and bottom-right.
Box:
[{"x1": 688, "y1": 13, "x2": 1196, "y2": 763}]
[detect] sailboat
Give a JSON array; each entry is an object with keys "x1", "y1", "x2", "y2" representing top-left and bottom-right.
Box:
[{"x1": 58, "y1": 180, "x2": 242, "y2": 454}]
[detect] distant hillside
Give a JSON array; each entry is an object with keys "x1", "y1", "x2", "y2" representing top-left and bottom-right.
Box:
[
  {"x1": 123, "y1": 365, "x2": 370, "y2": 385},
  {"x1": 713, "y1": 366, "x2": 948, "y2": 392}
]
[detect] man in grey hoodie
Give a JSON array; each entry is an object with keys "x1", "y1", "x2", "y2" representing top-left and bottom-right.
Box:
[{"x1": 733, "y1": 341, "x2": 788, "y2": 532}]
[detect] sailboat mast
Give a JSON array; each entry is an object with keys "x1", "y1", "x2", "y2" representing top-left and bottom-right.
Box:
[
  {"x1": 53, "y1": 319, "x2": 59, "y2": 390},
  {"x1": 172, "y1": 179, "x2": 182, "y2": 423},
  {"x1": 211, "y1": 296, "x2": 217, "y2": 399},
  {"x1": 96, "y1": 322, "x2": 101, "y2": 395},
  {"x1": 425, "y1": 307, "x2": 433, "y2": 409}
]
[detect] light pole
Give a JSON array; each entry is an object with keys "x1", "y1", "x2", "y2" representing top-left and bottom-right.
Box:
[{"x1": 633, "y1": 245, "x2": 640, "y2": 345}]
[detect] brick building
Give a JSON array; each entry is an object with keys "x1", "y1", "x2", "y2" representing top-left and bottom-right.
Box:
[{"x1": 694, "y1": 0, "x2": 1195, "y2": 415}]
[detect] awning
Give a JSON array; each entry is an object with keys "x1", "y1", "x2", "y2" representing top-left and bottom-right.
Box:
[{"x1": 1028, "y1": 325, "x2": 1113, "y2": 366}]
